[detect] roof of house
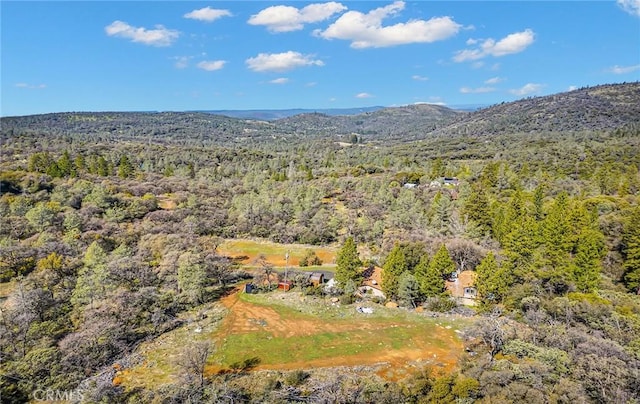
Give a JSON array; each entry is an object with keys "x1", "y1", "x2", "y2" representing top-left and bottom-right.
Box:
[
  {"x1": 362, "y1": 266, "x2": 383, "y2": 290},
  {"x1": 446, "y1": 270, "x2": 477, "y2": 298}
]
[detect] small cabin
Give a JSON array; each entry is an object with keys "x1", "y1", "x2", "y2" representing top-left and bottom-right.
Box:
[
  {"x1": 309, "y1": 272, "x2": 325, "y2": 287},
  {"x1": 278, "y1": 281, "x2": 293, "y2": 292},
  {"x1": 463, "y1": 286, "x2": 478, "y2": 299}
]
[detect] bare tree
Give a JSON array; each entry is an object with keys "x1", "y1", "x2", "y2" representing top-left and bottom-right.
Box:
[{"x1": 176, "y1": 341, "x2": 213, "y2": 387}]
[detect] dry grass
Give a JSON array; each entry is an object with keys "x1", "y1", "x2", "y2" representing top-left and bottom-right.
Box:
[{"x1": 217, "y1": 238, "x2": 337, "y2": 267}]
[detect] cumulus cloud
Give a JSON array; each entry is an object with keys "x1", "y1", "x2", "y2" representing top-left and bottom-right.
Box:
[
  {"x1": 184, "y1": 7, "x2": 232, "y2": 22},
  {"x1": 15, "y1": 83, "x2": 46, "y2": 89},
  {"x1": 246, "y1": 51, "x2": 324, "y2": 72},
  {"x1": 460, "y1": 86, "x2": 495, "y2": 94},
  {"x1": 454, "y1": 29, "x2": 534, "y2": 62},
  {"x1": 269, "y1": 78, "x2": 290, "y2": 84},
  {"x1": 105, "y1": 20, "x2": 179, "y2": 46},
  {"x1": 412, "y1": 75, "x2": 429, "y2": 81},
  {"x1": 607, "y1": 64, "x2": 640, "y2": 74},
  {"x1": 355, "y1": 92, "x2": 373, "y2": 98},
  {"x1": 484, "y1": 76, "x2": 504, "y2": 84},
  {"x1": 617, "y1": 0, "x2": 640, "y2": 16},
  {"x1": 248, "y1": 2, "x2": 347, "y2": 32},
  {"x1": 509, "y1": 83, "x2": 544, "y2": 96},
  {"x1": 196, "y1": 60, "x2": 227, "y2": 71},
  {"x1": 314, "y1": 1, "x2": 461, "y2": 48},
  {"x1": 568, "y1": 85, "x2": 578, "y2": 91}
]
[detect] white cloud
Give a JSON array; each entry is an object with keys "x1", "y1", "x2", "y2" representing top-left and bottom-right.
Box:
[
  {"x1": 105, "y1": 20, "x2": 179, "y2": 47},
  {"x1": 306, "y1": 82, "x2": 318, "y2": 87},
  {"x1": 184, "y1": 7, "x2": 232, "y2": 22},
  {"x1": 608, "y1": 64, "x2": 640, "y2": 74},
  {"x1": 196, "y1": 60, "x2": 226, "y2": 71},
  {"x1": 617, "y1": 0, "x2": 640, "y2": 16},
  {"x1": 412, "y1": 75, "x2": 429, "y2": 81},
  {"x1": 509, "y1": 83, "x2": 544, "y2": 96},
  {"x1": 568, "y1": 85, "x2": 578, "y2": 91},
  {"x1": 172, "y1": 56, "x2": 192, "y2": 69},
  {"x1": 15, "y1": 83, "x2": 46, "y2": 89},
  {"x1": 355, "y1": 92, "x2": 373, "y2": 98},
  {"x1": 484, "y1": 76, "x2": 504, "y2": 84},
  {"x1": 248, "y1": 2, "x2": 347, "y2": 32},
  {"x1": 246, "y1": 51, "x2": 324, "y2": 72},
  {"x1": 460, "y1": 86, "x2": 496, "y2": 94},
  {"x1": 454, "y1": 29, "x2": 535, "y2": 62},
  {"x1": 269, "y1": 78, "x2": 290, "y2": 84},
  {"x1": 315, "y1": 1, "x2": 461, "y2": 48}
]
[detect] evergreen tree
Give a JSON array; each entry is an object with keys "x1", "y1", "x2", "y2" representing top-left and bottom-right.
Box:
[
  {"x1": 335, "y1": 237, "x2": 362, "y2": 287},
  {"x1": 397, "y1": 272, "x2": 421, "y2": 307},
  {"x1": 541, "y1": 192, "x2": 572, "y2": 267},
  {"x1": 475, "y1": 252, "x2": 509, "y2": 303},
  {"x1": 533, "y1": 184, "x2": 545, "y2": 221},
  {"x1": 382, "y1": 243, "x2": 408, "y2": 300},
  {"x1": 97, "y1": 156, "x2": 110, "y2": 176},
  {"x1": 428, "y1": 245, "x2": 455, "y2": 278},
  {"x1": 74, "y1": 154, "x2": 86, "y2": 173},
  {"x1": 463, "y1": 184, "x2": 492, "y2": 234},
  {"x1": 419, "y1": 258, "x2": 446, "y2": 297},
  {"x1": 71, "y1": 241, "x2": 109, "y2": 307},
  {"x1": 57, "y1": 150, "x2": 73, "y2": 177},
  {"x1": 622, "y1": 207, "x2": 640, "y2": 293},
  {"x1": 177, "y1": 251, "x2": 206, "y2": 304},
  {"x1": 573, "y1": 229, "x2": 605, "y2": 292},
  {"x1": 118, "y1": 155, "x2": 134, "y2": 179}
]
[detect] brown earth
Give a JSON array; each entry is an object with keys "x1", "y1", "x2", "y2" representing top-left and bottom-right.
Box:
[{"x1": 206, "y1": 290, "x2": 463, "y2": 381}]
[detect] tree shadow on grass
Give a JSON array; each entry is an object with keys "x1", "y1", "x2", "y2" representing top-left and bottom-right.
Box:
[{"x1": 228, "y1": 357, "x2": 262, "y2": 374}]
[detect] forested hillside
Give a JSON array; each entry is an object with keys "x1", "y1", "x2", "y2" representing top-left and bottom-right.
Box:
[{"x1": 1, "y1": 83, "x2": 639, "y2": 403}]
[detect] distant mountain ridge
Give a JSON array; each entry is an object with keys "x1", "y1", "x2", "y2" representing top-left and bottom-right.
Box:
[
  {"x1": 2, "y1": 82, "x2": 638, "y2": 144},
  {"x1": 431, "y1": 82, "x2": 640, "y2": 137},
  {"x1": 199, "y1": 106, "x2": 385, "y2": 120}
]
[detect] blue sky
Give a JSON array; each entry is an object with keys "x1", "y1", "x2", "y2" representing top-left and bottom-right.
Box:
[{"x1": 2, "y1": 1, "x2": 639, "y2": 116}]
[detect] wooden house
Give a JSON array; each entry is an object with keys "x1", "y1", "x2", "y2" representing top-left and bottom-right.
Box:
[{"x1": 309, "y1": 272, "x2": 325, "y2": 287}]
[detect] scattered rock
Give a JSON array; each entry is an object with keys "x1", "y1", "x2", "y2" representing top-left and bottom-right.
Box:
[{"x1": 385, "y1": 302, "x2": 399, "y2": 308}]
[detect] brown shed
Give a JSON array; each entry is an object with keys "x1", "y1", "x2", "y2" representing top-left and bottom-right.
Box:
[
  {"x1": 278, "y1": 281, "x2": 293, "y2": 292},
  {"x1": 309, "y1": 272, "x2": 325, "y2": 287}
]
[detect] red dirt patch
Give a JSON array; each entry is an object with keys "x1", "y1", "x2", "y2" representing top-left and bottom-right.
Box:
[{"x1": 207, "y1": 289, "x2": 464, "y2": 381}]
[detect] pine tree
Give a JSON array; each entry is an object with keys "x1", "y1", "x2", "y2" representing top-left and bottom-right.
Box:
[
  {"x1": 57, "y1": 150, "x2": 73, "y2": 177},
  {"x1": 177, "y1": 251, "x2": 206, "y2": 304},
  {"x1": 429, "y1": 245, "x2": 455, "y2": 278},
  {"x1": 475, "y1": 252, "x2": 509, "y2": 303},
  {"x1": 335, "y1": 237, "x2": 362, "y2": 287},
  {"x1": 573, "y1": 229, "x2": 605, "y2": 292},
  {"x1": 71, "y1": 241, "x2": 109, "y2": 307},
  {"x1": 97, "y1": 156, "x2": 110, "y2": 176},
  {"x1": 397, "y1": 272, "x2": 421, "y2": 308},
  {"x1": 118, "y1": 155, "x2": 134, "y2": 179},
  {"x1": 382, "y1": 243, "x2": 408, "y2": 300},
  {"x1": 622, "y1": 207, "x2": 640, "y2": 293},
  {"x1": 420, "y1": 259, "x2": 446, "y2": 297},
  {"x1": 533, "y1": 184, "x2": 545, "y2": 221},
  {"x1": 463, "y1": 184, "x2": 492, "y2": 234},
  {"x1": 541, "y1": 192, "x2": 572, "y2": 267}
]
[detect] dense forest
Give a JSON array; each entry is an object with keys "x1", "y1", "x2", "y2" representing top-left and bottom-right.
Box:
[{"x1": 1, "y1": 82, "x2": 639, "y2": 403}]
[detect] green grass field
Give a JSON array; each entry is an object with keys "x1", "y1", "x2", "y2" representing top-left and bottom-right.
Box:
[
  {"x1": 217, "y1": 238, "x2": 337, "y2": 267},
  {"x1": 118, "y1": 290, "x2": 467, "y2": 390}
]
